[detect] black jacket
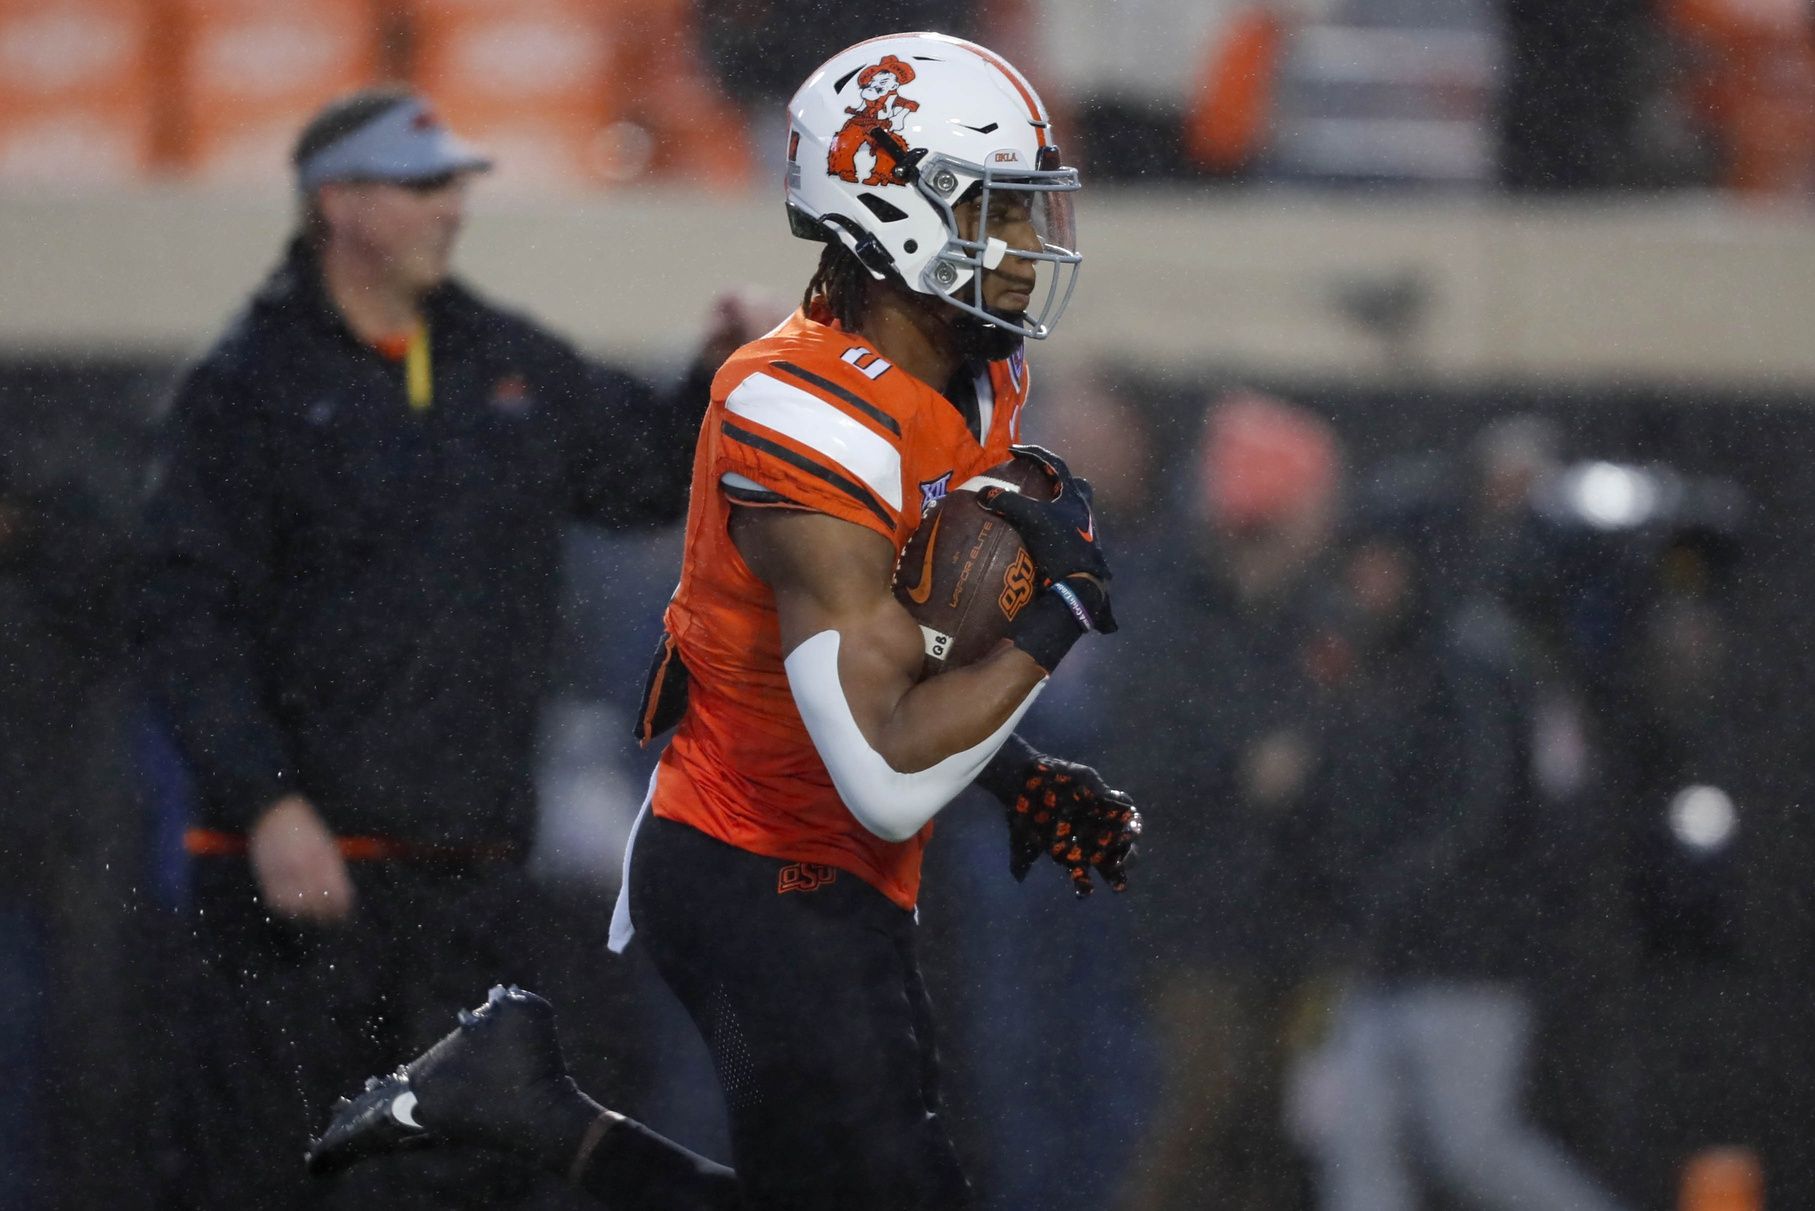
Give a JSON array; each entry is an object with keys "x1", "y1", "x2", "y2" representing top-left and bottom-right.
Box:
[
  {"x1": 1109, "y1": 548, "x2": 1336, "y2": 974},
  {"x1": 1316, "y1": 598, "x2": 1542, "y2": 981},
  {"x1": 139, "y1": 241, "x2": 703, "y2": 849}
]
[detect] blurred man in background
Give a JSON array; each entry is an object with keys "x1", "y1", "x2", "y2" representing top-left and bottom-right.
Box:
[
  {"x1": 137, "y1": 87, "x2": 751, "y2": 1209},
  {"x1": 1288, "y1": 485, "x2": 1633, "y2": 1211},
  {"x1": 1114, "y1": 391, "x2": 1342, "y2": 1211}
]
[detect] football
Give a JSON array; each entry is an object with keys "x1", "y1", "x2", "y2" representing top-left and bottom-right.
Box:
[{"x1": 893, "y1": 451, "x2": 1057, "y2": 675}]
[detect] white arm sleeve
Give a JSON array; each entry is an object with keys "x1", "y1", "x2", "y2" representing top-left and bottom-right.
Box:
[{"x1": 783, "y1": 630, "x2": 1044, "y2": 843}]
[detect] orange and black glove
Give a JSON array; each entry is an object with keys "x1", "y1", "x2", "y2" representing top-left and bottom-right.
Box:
[{"x1": 979, "y1": 736, "x2": 1141, "y2": 897}]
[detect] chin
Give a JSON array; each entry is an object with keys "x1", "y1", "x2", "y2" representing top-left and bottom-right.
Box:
[
  {"x1": 407, "y1": 259, "x2": 453, "y2": 296},
  {"x1": 953, "y1": 309, "x2": 1028, "y2": 362}
]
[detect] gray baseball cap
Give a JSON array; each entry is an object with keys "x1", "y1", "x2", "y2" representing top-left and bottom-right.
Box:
[{"x1": 295, "y1": 91, "x2": 492, "y2": 191}]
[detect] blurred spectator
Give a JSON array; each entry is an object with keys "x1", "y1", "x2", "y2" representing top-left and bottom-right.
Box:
[
  {"x1": 135, "y1": 88, "x2": 747, "y2": 1210},
  {"x1": 0, "y1": 468, "x2": 134, "y2": 1211},
  {"x1": 1466, "y1": 416, "x2": 1562, "y2": 580},
  {"x1": 1112, "y1": 390, "x2": 1341, "y2": 1211},
  {"x1": 1287, "y1": 491, "x2": 1633, "y2": 1211}
]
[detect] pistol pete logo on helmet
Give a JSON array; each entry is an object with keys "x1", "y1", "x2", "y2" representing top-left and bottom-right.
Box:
[{"x1": 827, "y1": 54, "x2": 920, "y2": 185}]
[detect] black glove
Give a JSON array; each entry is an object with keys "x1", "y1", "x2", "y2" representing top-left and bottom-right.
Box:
[
  {"x1": 976, "y1": 445, "x2": 1116, "y2": 634},
  {"x1": 980, "y1": 737, "x2": 1142, "y2": 897}
]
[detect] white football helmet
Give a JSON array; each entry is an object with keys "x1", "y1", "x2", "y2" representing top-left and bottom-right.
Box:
[{"x1": 785, "y1": 32, "x2": 1081, "y2": 340}]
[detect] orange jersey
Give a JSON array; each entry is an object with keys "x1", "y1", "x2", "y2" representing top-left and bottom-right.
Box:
[{"x1": 651, "y1": 308, "x2": 1031, "y2": 909}]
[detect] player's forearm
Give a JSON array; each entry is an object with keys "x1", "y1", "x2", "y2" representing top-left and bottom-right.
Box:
[
  {"x1": 872, "y1": 639, "x2": 1046, "y2": 773},
  {"x1": 789, "y1": 579, "x2": 1044, "y2": 775},
  {"x1": 786, "y1": 631, "x2": 1044, "y2": 842}
]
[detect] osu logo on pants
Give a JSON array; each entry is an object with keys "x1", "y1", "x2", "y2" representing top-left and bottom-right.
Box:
[{"x1": 777, "y1": 862, "x2": 839, "y2": 894}]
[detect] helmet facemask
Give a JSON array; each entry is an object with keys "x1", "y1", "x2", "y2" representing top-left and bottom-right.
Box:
[{"x1": 914, "y1": 147, "x2": 1081, "y2": 341}]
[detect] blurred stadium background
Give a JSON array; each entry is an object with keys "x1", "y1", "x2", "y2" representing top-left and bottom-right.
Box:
[{"x1": 3, "y1": 1, "x2": 1815, "y2": 1209}]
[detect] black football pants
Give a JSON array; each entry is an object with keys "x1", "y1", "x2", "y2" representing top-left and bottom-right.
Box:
[{"x1": 628, "y1": 814, "x2": 974, "y2": 1211}]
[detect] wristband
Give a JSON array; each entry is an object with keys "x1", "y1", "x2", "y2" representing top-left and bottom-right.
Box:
[
  {"x1": 1048, "y1": 580, "x2": 1094, "y2": 631},
  {"x1": 1007, "y1": 590, "x2": 1088, "y2": 674}
]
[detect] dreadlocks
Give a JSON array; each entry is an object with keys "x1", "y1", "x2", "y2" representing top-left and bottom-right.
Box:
[
  {"x1": 800, "y1": 235, "x2": 1025, "y2": 364},
  {"x1": 801, "y1": 241, "x2": 873, "y2": 332}
]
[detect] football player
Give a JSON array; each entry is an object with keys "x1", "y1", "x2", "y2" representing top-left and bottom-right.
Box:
[{"x1": 309, "y1": 32, "x2": 1139, "y2": 1211}]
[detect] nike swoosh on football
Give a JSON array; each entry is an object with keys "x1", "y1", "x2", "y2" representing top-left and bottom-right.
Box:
[{"x1": 906, "y1": 514, "x2": 943, "y2": 605}]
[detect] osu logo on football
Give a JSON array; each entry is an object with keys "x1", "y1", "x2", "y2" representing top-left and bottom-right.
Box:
[
  {"x1": 827, "y1": 54, "x2": 920, "y2": 186},
  {"x1": 998, "y1": 549, "x2": 1036, "y2": 620}
]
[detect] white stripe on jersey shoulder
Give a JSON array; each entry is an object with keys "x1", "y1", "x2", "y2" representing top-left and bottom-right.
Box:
[{"x1": 726, "y1": 371, "x2": 904, "y2": 512}]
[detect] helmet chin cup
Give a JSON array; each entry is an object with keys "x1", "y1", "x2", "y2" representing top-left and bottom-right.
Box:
[{"x1": 784, "y1": 32, "x2": 1082, "y2": 341}]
